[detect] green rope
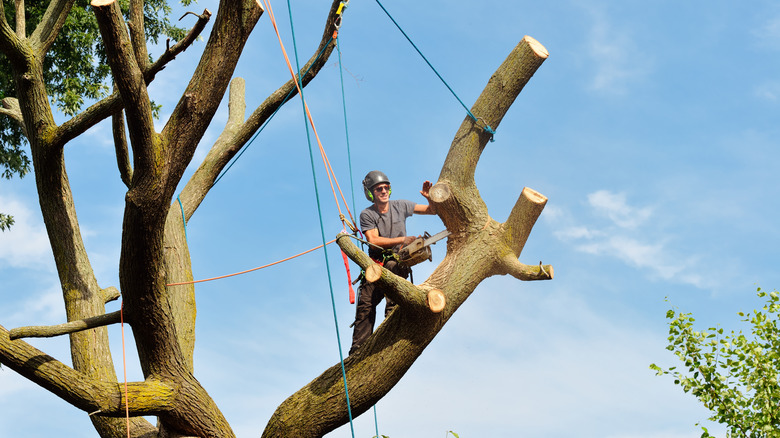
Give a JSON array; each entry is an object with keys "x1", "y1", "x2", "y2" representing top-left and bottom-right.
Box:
[
  {"x1": 336, "y1": 34, "x2": 358, "y2": 219},
  {"x1": 286, "y1": 2, "x2": 356, "y2": 436},
  {"x1": 373, "y1": 0, "x2": 495, "y2": 141}
]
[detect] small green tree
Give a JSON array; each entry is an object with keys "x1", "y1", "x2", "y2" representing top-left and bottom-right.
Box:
[{"x1": 651, "y1": 288, "x2": 780, "y2": 437}]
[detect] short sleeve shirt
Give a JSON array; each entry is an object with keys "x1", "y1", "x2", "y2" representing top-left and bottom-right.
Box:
[{"x1": 360, "y1": 199, "x2": 416, "y2": 259}]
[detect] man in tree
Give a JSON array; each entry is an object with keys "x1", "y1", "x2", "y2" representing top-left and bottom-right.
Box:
[{"x1": 350, "y1": 170, "x2": 436, "y2": 354}]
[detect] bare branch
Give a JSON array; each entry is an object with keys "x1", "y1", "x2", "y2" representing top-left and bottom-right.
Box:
[
  {"x1": 91, "y1": 0, "x2": 156, "y2": 170},
  {"x1": 440, "y1": 36, "x2": 548, "y2": 188},
  {"x1": 500, "y1": 256, "x2": 554, "y2": 281},
  {"x1": 177, "y1": 0, "x2": 342, "y2": 219},
  {"x1": 127, "y1": 0, "x2": 149, "y2": 71},
  {"x1": 29, "y1": 0, "x2": 75, "y2": 54},
  {"x1": 0, "y1": 97, "x2": 26, "y2": 135},
  {"x1": 112, "y1": 109, "x2": 133, "y2": 187},
  {"x1": 0, "y1": 324, "x2": 176, "y2": 417},
  {"x1": 146, "y1": 9, "x2": 211, "y2": 82},
  {"x1": 55, "y1": 11, "x2": 210, "y2": 148},
  {"x1": 9, "y1": 310, "x2": 121, "y2": 340},
  {"x1": 15, "y1": 0, "x2": 24, "y2": 37}
]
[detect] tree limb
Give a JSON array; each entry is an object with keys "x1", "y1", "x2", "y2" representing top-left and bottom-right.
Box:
[
  {"x1": 15, "y1": 0, "x2": 24, "y2": 37},
  {"x1": 500, "y1": 256, "x2": 553, "y2": 281},
  {"x1": 337, "y1": 233, "x2": 443, "y2": 314},
  {"x1": 0, "y1": 97, "x2": 26, "y2": 135},
  {"x1": 0, "y1": 2, "x2": 26, "y2": 65},
  {"x1": 145, "y1": 9, "x2": 212, "y2": 82},
  {"x1": 9, "y1": 310, "x2": 122, "y2": 340},
  {"x1": 503, "y1": 186, "x2": 547, "y2": 256},
  {"x1": 177, "y1": 0, "x2": 342, "y2": 219},
  {"x1": 55, "y1": 11, "x2": 210, "y2": 148},
  {"x1": 29, "y1": 0, "x2": 75, "y2": 54},
  {"x1": 92, "y1": 0, "x2": 156, "y2": 175},
  {"x1": 0, "y1": 323, "x2": 176, "y2": 417},
  {"x1": 112, "y1": 109, "x2": 133, "y2": 187},
  {"x1": 102, "y1": 286, "x2": 121, "y2": 303},
  {"x1": 127, "y1": 0, "x2": 149, "y2": 71},
  {"x1": 439, "y1": 36, "x2": 548, "y2": 188}
]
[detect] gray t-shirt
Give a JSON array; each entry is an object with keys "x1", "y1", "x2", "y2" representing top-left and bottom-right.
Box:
[{"x1": 360, "y1": 199, "x2": 416, "y2": 259}]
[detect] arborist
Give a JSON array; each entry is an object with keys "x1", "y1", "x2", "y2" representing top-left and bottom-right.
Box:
[{"x1": 349, "y1": 170, "x2": 437, "y2": 355}]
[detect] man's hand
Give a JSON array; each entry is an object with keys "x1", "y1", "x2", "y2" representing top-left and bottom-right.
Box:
[
  {"x1": 401, "y1": 235, "x2": 417, "y2": 248},
  {"x1": 420, "y1": 180, "x2": 433, "y2": 201}
]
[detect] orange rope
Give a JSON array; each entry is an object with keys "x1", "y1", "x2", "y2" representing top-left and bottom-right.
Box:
[
  {"x1": 167, "y1": 238, "x2": 337, "y2": 286},
  {"x1": 262, "y1": 0, "x2": 356, "y2": 228},
  {"x1": 120, "y1": 303, "x2": 130, "y2": 438}
]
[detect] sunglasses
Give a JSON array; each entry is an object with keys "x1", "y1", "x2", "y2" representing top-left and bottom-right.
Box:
[{"x1": 373, "y1": 185, "x2": 391, "y2": 193}]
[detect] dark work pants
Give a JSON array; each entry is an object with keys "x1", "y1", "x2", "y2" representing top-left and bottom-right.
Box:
[{"x1": 349, "y1": 259, "x2": 409, "y2": 355}]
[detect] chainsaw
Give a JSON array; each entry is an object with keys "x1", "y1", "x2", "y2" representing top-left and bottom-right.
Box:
[{"x1": 397, "y1": 230, "x2": 450, "y2": 267}]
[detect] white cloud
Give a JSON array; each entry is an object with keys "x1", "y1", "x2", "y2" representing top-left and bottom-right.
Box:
[
  {"x1": 754, "y1": 80, "x2": 780, "y2": 102},
  {"x1": 579, "y1": 3, "x2": 651, "y2": 95},
  {"x1": 588, "y1": 190, "x2": 653, "y2": 229},
  {"x1": 0, "y1": 195, "x2": 54, "y2": 271},
  {"x1": 549, "y1": 190, "x2": 714, "y2": 289},
  {"x1": 752, "y1": 15, "x2": 780, "y2": 50}
]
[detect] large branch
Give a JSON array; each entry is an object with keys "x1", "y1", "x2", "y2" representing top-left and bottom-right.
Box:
[
  {"x1": 439, "y1": 36, "x2": 548, "y2": 188},
  {"x1": 29, "y1": 0, "x2": 76, "y2": 54},
  {"x1": 92, "y1": 0, "x2": 156, "y2": 175},
  {"x1": 0, "y1": 324, "x2": 176, "y2": 417},
  {"x1": 0, "y1": 2, "x2": 27, "y2": 65},
  {"x1": 54, "y1": 11, "x2": 210, "y2": 148},
  {"x1": 14, "y1": 0, "x2": 25, "y2": 37},
  {"x1": 159, "y1": 0, "x2": 264, "y2": 186},
  {"x1": 178, "y1": 0, "x2": 342, "y2": 219},
  {"x1": 127, "y1": 0, "x2": 149, "y2": 71}
]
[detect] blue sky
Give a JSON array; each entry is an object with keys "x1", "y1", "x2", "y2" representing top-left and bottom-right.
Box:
[{"x1": 2, "y1": 0, "x2": 780, "y2": 436}]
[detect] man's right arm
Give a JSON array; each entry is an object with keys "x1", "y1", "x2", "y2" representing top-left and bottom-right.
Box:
[{"x1": 365, "y1": 228, "x2": 415, "y2": 249}]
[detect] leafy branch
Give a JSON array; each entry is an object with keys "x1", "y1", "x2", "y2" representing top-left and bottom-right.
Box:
[{"x1": 651, "y1": 288, "x2": 780, "y2": 437}]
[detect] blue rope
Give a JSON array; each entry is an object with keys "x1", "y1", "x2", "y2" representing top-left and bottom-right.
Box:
[
  {"x1": 176, "y1": 195, "x2": 188, "y2": 242},
  {"x1": 373, "y1": 0, "x2": 495, "y2": 141},
  {"x1": 286, "y1": 2, "x2": 356, "y2": 437},
  {"x1": 373, "y1": 405, "x2": 380, "y2": 438}
]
